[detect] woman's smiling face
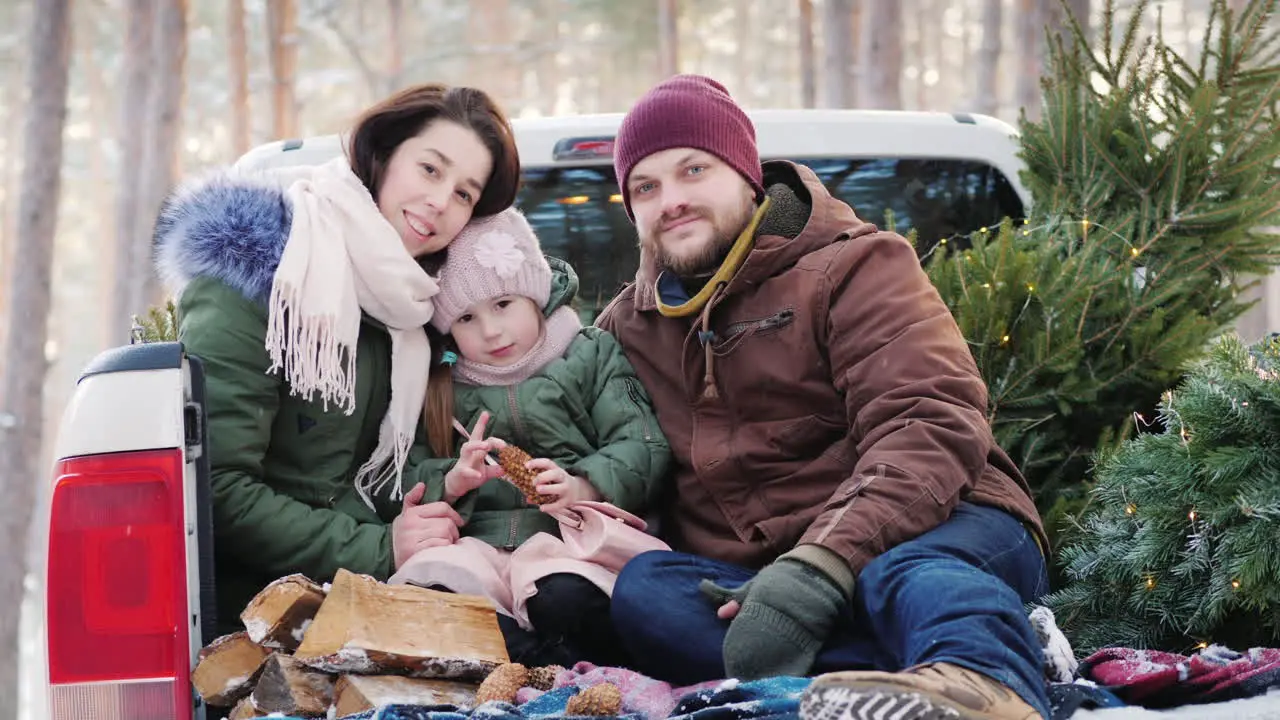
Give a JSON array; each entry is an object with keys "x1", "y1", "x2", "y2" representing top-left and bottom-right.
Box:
[{"x1": 376, "y1": 119, "x2": 495, "y2": 258}]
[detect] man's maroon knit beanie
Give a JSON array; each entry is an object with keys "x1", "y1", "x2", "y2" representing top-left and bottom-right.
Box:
[{"x1": 613, "y1": 74, "x2": 764, "y2": 219}]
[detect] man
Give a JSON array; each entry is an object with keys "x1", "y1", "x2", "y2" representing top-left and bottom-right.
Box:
[{"x1": 595, "y1": 74, "x2": 1051, "y2": 720}]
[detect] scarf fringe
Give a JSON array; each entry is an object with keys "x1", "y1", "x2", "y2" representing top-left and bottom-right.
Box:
[
  {"x1": 354, "y1": 418, "x2": 412, "y2": 511},
  {"x1": 265, "y1": 279, "x2": 358, "y2": 414}
]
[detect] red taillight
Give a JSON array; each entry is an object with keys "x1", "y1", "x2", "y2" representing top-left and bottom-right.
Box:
[{"x1": 47, "y1": 449, "x2": 192, "y2": 720}]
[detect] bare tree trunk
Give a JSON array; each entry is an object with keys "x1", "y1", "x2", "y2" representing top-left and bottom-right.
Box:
[
  {"x1": 1182, "y1": 0, "x2": 1197, "y2": 60},
  {"x1": 976, "y1": 0, "x2": 1003, "y2": 116},
  {"x1": 109, "y1": 0, "x2": 186, "y2": 338},
  {"x1": 386, "y1": 0, "x2": 404, "y2": 94},
  {"x1": 0, "y1": 50, "x2": 25, "y2": 351},
  {"x1": 138, "y1": 0, "x2": 188, "y2": 307},
  {"x1": 849, "y1": 0, "x2": 863, "y2": 107},
  {"x1": 798, "y1": 0, "x2": 816, "y2": 108},
  {"x1": 489, "y1": 0, "x2": 513, "y2": 104},
  {"x1": 955, "y1": 0, "x2": 974, "y2": 112},
  {"x1": 911, "y1": 0, "x2": 931, "y2": 110},
  {"x1": 471, "y1": 0, "x2": 517, "y2": 105},
  {"x1": 658, "y1": 0, "x2": 679, "y2": 78},
  {"x1": 85, "y1": 11, "x2": 116, "y2": 349},
  {"x1": 320, "y1": 4, "x2": 381, "y2": 103},
  {"x1": 0, "y1": 119, "x2": 11, "y2": 297},
  {"x1": 267, "y1": 0, "x2": 298, "y2": 140},
  {"x1": 228, "y1": 0, "x2": 251, "y2": 158},
  {"x1": 535, "y1": 0, "x2": 563, "y2": 115},
  {"x1": 821, "y1": 0, "x2": 854, "y2": 108},
  {"x1": 0, "y1": 1, "x2": 72, "y2": 715},
  {"x1": 733, "y1": 0, "x2": 752, "y2": 101},
  {"x1": 860, "y1": 0, "x2": 902, "y2": 109},
  {"x1": 110, "y1": 0, "x2": 155, "y2": 343},
  {"x1": 1016, "y1": 0, "x2": 1046, "y2": 121}
]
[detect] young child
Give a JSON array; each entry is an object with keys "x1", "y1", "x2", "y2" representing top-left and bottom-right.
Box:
[{"x1": 390, "y1": 207, "x2": 671, "y2": 669}]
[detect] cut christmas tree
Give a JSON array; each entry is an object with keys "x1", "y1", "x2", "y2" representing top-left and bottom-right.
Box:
[
  {"x1": 925, "y1": 0, "x2": 1280, "y2": 543},
  {"x1": 131, "y1": 298, "x2": 178, "y2": 343},
  {"x1": 1045, "y1": 334, "x2": 1280, "y2": 654}
]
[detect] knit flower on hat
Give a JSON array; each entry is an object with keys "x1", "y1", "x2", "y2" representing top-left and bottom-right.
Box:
[{"x1": 472, "y1": 231, "x2": 526, "y2": 278}]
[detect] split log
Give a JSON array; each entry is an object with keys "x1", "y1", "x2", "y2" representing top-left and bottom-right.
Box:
[
  {"x1": 293, "y1": 568, "x2": 507, "y2": 681},
  {"x1": 333, "y1": 675, "x2": 478, "y2": 716},
  {"x1": 250, "y1": 653, "x2": 335, "y2": 717},
  {"x1": 190, "y1": 631, "x2": 272, "y2": 706},
  {"x1": 227, "y1": 696, "x2": 268, "y2": 719},
  {"x1": 239, "y1": 573, "x2": 326, "y2": 651}
]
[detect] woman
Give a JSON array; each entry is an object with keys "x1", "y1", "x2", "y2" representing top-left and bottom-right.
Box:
[{"x1": 152, "y1": 84, "x2": 521, "y2": 636}]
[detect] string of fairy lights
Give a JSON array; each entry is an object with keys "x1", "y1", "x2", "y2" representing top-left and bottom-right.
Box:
[
  {"x1": 1120, "y1": 381, "x2": 1257, "y2": 652},
  {"x1": 926, "y1": 216, "x2": 1152, "y2": 349},
  {"x1": 925, "y1": 215, "x2": 1146, "y2": 262}
]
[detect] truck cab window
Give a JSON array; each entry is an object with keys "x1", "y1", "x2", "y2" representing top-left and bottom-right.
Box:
[{"x1": 515, "y1": 158, "x2": 1024, "y2": 321}]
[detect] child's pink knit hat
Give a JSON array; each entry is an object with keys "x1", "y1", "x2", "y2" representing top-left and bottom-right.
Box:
[{"x1": 430, "y1": 208, "x2": 551, "y2": 332}]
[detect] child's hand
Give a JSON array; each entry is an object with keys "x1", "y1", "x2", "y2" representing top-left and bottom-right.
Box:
[
  {"x1": 526, "y1": 458, "x2": 603, "y2": 513},
  {"x1": 444, "y1": 412, "x2": 506, "y2": 503}
]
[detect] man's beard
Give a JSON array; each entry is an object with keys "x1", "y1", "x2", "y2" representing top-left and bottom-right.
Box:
[{"x1": 644, "y1": 196, "x2": 756, "y2": 278}]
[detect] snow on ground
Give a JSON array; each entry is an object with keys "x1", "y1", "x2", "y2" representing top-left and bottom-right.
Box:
[{"x1": 1071, "y1": 693, "x2": 1280, "y2": 719}]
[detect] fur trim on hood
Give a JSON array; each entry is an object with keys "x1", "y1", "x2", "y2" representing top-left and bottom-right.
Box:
[{"x1": 153, "y1": 171, "x2": 294, "y2": 304}]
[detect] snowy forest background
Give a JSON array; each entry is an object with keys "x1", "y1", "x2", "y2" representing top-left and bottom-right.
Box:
[
  {"x1": 0, "y1": 0, "x2": 1257, "y2": 461},
  {"x1": 0, "y1": 1, "x2": 1274, "y2": 713}
]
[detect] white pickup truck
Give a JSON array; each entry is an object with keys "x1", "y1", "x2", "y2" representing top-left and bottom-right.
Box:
[{"x1": 26, "y1": 109, "x2": 1030, "y2": 720}]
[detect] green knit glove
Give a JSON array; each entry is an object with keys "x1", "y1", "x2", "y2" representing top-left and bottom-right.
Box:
[{"x1": 699, "y1": 554, "x2": 848, "y2": 680}]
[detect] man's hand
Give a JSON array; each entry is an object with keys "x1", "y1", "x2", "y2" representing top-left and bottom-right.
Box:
[
  {"x1": 527, "y1": 458, "x2": 602, "y2": 513},
  {"x1": 699, "y1": 557, "x2": 847, "y2": 680},
  {"x1": 391, "y1": 482, "x2": 464, "y2": 569},
  {"x1": 443, "y1": 411, "x2": 506, "y2": 503}
]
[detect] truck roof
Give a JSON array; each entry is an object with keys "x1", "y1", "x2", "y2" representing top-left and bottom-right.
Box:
[{"x1": 233, "y1": 108, "x2": 1030, "y2": 206}]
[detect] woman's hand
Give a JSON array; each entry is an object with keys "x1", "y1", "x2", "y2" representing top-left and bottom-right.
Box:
[
  {"x1": 526, "y1": 458, "x2": 603, "y2": 514},
  {"x1": 392, "y1": 482, "x2": 464, "y2": 569},
  {"x1": 443, "y1": 411, "x2": 506, "y2": 503}
]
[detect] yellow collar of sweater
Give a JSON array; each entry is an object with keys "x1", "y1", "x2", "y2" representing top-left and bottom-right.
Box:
[{"x1": 655, "y1": 197, "x2": 771, "y2": 318}]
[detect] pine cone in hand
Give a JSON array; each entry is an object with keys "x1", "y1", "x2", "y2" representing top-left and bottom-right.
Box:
[
  {"x1": 474, "y1": 663, "x2": 528, "y2": 706},
  {"x1": 565, "y1": 683, "x2": 623, "y2": 716},
  {"x1": 498, "y1": 445, "x2": 554, "y2": 505}
]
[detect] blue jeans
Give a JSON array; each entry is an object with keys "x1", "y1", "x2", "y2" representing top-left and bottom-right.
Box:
[{"x1": 611, "y1": 502, "x2": 1051, "y2": 719}]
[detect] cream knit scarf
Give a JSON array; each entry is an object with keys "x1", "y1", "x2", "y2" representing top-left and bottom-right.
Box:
[{"x1": 264, "y1": 156, "x2": 438, "y2": 510}]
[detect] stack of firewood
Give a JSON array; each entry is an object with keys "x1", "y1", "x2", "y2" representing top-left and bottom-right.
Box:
[{"x1": 191, "y1": 568, "x2": 508, "y2": 718}]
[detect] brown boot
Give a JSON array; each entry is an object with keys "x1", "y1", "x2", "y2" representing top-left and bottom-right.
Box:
[{"x1": 799, "y1": 662, "x2": 1044, "y2": 720}]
